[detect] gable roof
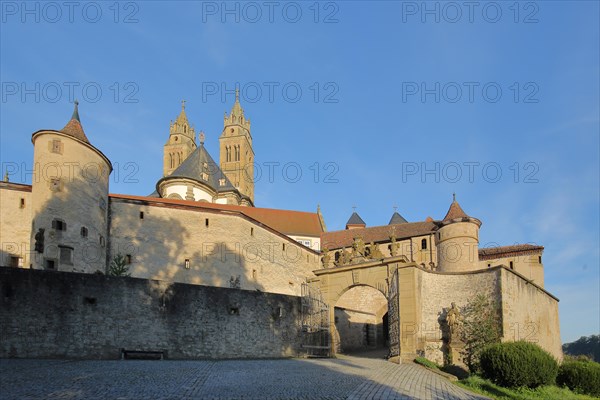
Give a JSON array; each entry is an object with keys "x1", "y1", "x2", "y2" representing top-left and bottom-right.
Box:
[
  {"x1": 322, "y1": 221, "x2": 437, "y2": 249},
  {"x1": 109, "y1": 193, "x2": 324, "y2": 238},
  {"x1": 479, "y1": 244, "x2": 544, "y2": 260}
]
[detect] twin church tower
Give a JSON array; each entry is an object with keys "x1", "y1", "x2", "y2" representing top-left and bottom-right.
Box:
[{"x1": 159, "y1": 89, "x2": 255, "y2": 206}]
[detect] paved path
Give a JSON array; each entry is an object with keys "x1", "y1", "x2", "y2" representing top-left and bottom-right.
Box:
[{"x1": 0, "y1": 355, "x2": 489, "y2": 399}]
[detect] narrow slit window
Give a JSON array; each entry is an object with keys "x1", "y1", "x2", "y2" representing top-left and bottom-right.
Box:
[
  {"x1": 205, "y1": 218, "x2": 209, "y2": 228},
  {"x1": 509, "y1": 261, "x2": 514, "y2": 270},
  {"x1": 80, "y1": 227, "x2": 88, "y2": 238},
  {"x1": 19, "y1": 198, "x2": 25, "y2": 208},
  {"x1": 250, "y1": 227, "x2": 254, "y2": 236},
  {"x1": 139, "y1": 211, "x2": 144, "y2": 219},
  {"x1": 125, "y1": 254, "x2": 132, "y2": 265},
  {"x1": 421, "y1": 238, "x2": 427, "y2": 250}
]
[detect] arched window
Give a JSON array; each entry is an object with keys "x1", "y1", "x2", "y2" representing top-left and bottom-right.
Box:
[
  {"x1": 169, "y1": 154, "x2": 173, "y2": 168},
  {"x1": 421, "y1": 238, "x2": 427, "y2": 250}
]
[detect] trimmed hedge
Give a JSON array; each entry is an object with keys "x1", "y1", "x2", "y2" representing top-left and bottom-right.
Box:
[
  {"x1": 479, "y1": 341, "x2": 558, "y2": 388},
  {"x1": 557, "y1": 359, "x2": 600, "y2": 396}
]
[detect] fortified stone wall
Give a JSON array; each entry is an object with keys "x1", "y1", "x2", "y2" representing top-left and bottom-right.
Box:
[
  {"x1": 479, "y1": 253, "x2": 545, "y2": 287},
  {"x1": 0, "y1": 184, "x2": 32, "y2": 267},
  {"x1": 0, "y1": 268, "x2": 302, "y2": 359},
  {"x1": 418, "y1": 267, "x2": 500, "y2": 364},
  {"x1": 499, "y1": 268, "x2": 561, "y2": 360},
  {"x1": 108, "y1": 197, "x2": 320, "y2": 296}
]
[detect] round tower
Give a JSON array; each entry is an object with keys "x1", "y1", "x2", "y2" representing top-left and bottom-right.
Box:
[
  {"x1": 435, "y1": 195, "x2": 482, "y2": 272},
  {"x1": 30, "y1": 102, "x2": 112, "y2": 273}
]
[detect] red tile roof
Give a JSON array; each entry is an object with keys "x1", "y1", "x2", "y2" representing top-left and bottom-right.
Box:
[
  {"x1": 321, "y1": 221, "x2": 437, "y2": 250},
  {"x1": 479, "y1": 244, "x2": 544, "y2": 260},
  {"x1": 443, "y1": 200, "x2": 469, "y2": 221},
  {"x1": 61, "y1": 118, "x2": 90, "y2": 144},
  {"x1": 109, "y1": 194, "x2": 324, "y2": 237}
]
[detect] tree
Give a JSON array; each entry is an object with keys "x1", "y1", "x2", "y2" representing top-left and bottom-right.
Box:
[
  {"x1": 459, "y1": 293, "x2": 502, "y2": 373},
  {"x1": 563, "y1": 335, "x2": 600, "y2": 362},
  {"x1": 108, "y1": 254, "x2": 130, "y2": 277}
]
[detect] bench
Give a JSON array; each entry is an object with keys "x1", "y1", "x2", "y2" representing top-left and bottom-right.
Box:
[{"x1": 120, "y1": 349, "x2": 165, "y2": 360}]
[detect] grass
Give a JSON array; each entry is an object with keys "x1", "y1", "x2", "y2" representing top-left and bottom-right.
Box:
[
  {"x1": 456, "y1": 375, "x2": 599, "y2": 400},
  {"x1": 414, "y1": 357, "x2": 440, "y2": 370}
]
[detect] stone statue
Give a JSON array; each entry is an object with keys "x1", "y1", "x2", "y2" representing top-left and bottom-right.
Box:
[
  {"x1": 336, "y1": 247, "x2": 349, "y2": 266},
  {"x1": 321, "y1": 247, "x2": 330, "y2": 268},
  {"x1": 446, "y1": 302, "x2": 461, "y2": 338},
  {"x1": 389, "y1": 235, "x2": 399, "y2": 257},
  {"x1": 368, "y1": 242, "x2": 383, "y2": 259},
  {"x1": 351, "y1": 237, "x2": 366, "y2": 259}
]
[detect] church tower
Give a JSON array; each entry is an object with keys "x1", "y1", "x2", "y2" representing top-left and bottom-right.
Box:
[
  {"x1": 163, "y1": 100, "x2": 197, "y2": 176},
  {"x1": 219, "y1": 89, "x2": 254, "y2": 204}
]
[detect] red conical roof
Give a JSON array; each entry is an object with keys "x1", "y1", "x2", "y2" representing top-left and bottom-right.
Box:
[
  {"x1": 443, "y1": 194, "x2": 469, "y2": 221},
  {"x1": 60, "y1": 100, "x2": 90, "y2": 144}
]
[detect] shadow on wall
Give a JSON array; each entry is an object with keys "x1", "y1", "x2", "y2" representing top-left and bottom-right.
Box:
[
  {"x1": 0, "y1": 267, "x2": 298, "y2": 359},
  {"x1": 334, "y1": 308, "x2": 388, "y2": 354},
  {"x1": 30, "y1": 173, "x2": 266, "y2": 293}
]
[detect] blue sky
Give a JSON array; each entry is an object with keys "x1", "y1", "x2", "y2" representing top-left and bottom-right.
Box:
[{"x1": 1, "y1": 1, "x2": 598, "y2": 343}]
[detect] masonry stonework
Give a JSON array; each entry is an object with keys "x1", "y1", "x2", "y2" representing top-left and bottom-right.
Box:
[{"x1": 0, "y1": 268, "x2": 302, "y2": 359}]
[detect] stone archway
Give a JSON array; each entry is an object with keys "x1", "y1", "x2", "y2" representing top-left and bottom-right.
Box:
[{"x1": 333, "y1": 285, "x2": 388, "y2": 354}]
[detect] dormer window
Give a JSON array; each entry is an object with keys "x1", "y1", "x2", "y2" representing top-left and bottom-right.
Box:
[
  {"x1": 201, "y1": 172, "x2": 209, "y2": 181},
  {"x1": 219, "y1": 179, "x2": 226, "y2": 187}
]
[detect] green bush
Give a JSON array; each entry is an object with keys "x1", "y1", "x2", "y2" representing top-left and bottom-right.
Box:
[
  {"x1": 479, "y1": 341, "x2": 558, "y2": 388},
  {"x1": 557, "y1": 359, "x2": 600, "y2": 396}
]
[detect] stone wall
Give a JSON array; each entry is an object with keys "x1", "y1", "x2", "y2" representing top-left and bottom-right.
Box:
[
  {"x1": 108, "y1": 197, "x2": 319, "y2": 296},
  {"x1": 418, "y1": 267, "x2": 500, "y2": 364},
  {"x1": 0, "y1": 184, "x2": 32, "y2": 267},
  {"x1": 499, "y1": 268, "x2": 562, "y2": 360},
  {"x1": 416, "y1": 266, "x2": 560, "y2": 364},
  {"x1": 0, "y1": 268, "x2": 302, "y2": 359}
]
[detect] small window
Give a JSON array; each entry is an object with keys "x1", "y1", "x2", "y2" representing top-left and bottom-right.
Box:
[
  {"x1": 487, "y1": 263, "x2": 491, "y2": 268},
  {"x1": 282, "y1": 243, "x2": 286, "y2": 251},
  {"x1": 250, "y1": 227, "x2": 254, "y2": 236},
  {"x1": 538, "y1": 256, "x2": 542, "y2": 263},
  {"x1": 52, "y1": 219, "x2": 66, "y2": 231},
  {"x1": 19, "y1": 198, "x2": 25, "y2": 208},
  {"x1": 205, "y1": 218, "x2": 209, "y2": 228},
  {"x1": 219, "y1": 178, "x2": 226, "y2": 187},
  {"x1": 421, "y1": 238, "x2": 427, "y2": 250},
  {"x1": 59, "y1": 246, "x2": 73, "y2": 265},
  {"x1": 125, "y1": 254, "x2": 132, "y2": 265},
  {"x1": 509, "y1": 261, "x2": 514, "y2": 270},
  {"x1": 80, "y1": 227, "x2": 88, "y2": 238},
  {"x1": 45, "y1": 259, "x2": 55, "y2": 270},
  {"x1": 139, "y1": 211, "x2": 144, "y2": 219},
  {"x1": 50, "y1": 139, "x2": 62, "y2": 154},
  {"x1": 201, "y1": 172, "x2": 209, "y2": 181},
  {"x1": 252, "y1": 269, "x2": 257, "y2": 280},
  {"x1": 184, "y1": 259, "x2": 190, "y2": 269},
  {"x1": 9, "y1": 256, "x2": 22, "y2": 268},
  {"x1": 99, "y1": 235, "x2": 105, "y2": 248}
]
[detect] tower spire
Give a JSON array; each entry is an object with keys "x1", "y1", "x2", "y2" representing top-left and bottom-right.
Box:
[{"x1": 71, "y1": 99, "x2": 80, "y2": 122}]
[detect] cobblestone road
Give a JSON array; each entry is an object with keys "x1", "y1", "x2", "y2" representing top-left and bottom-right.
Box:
[{"x1": 0, "y1": 355, "x2": 489, "y2": 400}]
